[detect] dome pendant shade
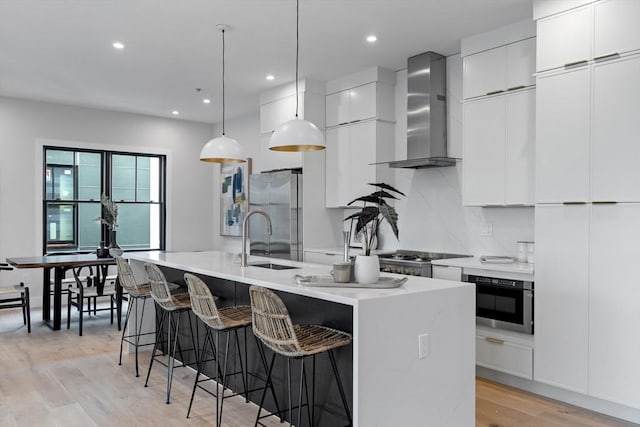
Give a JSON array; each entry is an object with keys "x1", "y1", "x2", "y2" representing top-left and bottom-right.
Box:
[
  {"x1": 200, "y1": 135, "x2": 246, "y2": 163},
  {"x1": 269, "y1": 118, "x2": 325, "y2": 152}
]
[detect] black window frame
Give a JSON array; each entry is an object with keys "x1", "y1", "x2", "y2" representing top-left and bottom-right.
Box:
[{"x1": 42, "y1": 146, "x2": 166, "y2": 255}]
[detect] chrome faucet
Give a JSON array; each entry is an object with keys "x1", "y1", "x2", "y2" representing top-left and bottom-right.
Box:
[{"x1": 241, "y1": 210, "x2": 272, "y2": 267}]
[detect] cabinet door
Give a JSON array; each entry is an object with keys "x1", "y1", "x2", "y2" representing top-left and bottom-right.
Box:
[
  {"x1": 506, "y1": 38, "x2": 536, "y2": 90},
  {"x1": 536, "y1": 68, "x2": 590, "y2": 203},
  {"x1": 348, "y1": 121, "x2": 377, "y2": 204},
  {"x1": 349, "y1": 83, "x2": 377, "y2": 123},
  {"x1": 594, "y1": 0, "x2": 640, "y2": 59},
  {"x1": 324, "y1": 126, "x2": 349, "y2": 208},
  {"x1": 591, "y1": 55, "x2": 640, "y2": 202},
  {"x1": 463, "y1": 97, "x2": 505, "y2": 206},
  {"x1": 589, "y1": 204, "x2": 640, "y2": 409},
  {"x1": 260, "y1": 95, "x2": 297, "y2": 134},
  {"x1": 505, "y1": 89, "x2": 535, "y2": 205},
  {"x1": 326, "y1": 90, "x2": 350, "y2": 128},
  {"x1": 534, "y1": 205, "x2": 589, "y2": 393},
  {"x1": 463, "y1": 46, "x2": 506, "y2": 99},
  {"x1": 537, "y1": 6, "x2": 592, "y2": 72}
]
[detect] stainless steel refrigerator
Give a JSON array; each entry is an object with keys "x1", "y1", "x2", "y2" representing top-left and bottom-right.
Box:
[{"x1": 249, "y1": 169, "x2": 303, "y2": 261}]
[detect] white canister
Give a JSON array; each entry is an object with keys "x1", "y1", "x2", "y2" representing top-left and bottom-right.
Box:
[
  {"x1": 526, "y1": 242, "x2": 535, "y2": 264},
  {"x1": 516, "y1": 241, "x2": 528, "y2": 263},
  {"x1": 354, "y1": 255, "x2": 380, "y2": 284}
]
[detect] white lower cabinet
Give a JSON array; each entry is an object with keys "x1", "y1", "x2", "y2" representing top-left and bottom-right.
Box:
[
  {"x1": 534, "y1": 204, "x2": 589, "y2": 393},
  {"x1": 589, "y1": 203, "x2": 640, "y2": 409},
  {"x1": 476, "y1": 326, "x2": 533, "y2": 380},
  {"x1": 303, "y1": 250, "x2": 340, "y2": 266},
  {"x1": 431, "y1": 265, "x2": 462, "y2": 282}
]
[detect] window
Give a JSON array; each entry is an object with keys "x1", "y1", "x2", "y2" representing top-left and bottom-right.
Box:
[{"x1": 43, "y1": 147, "x2": 165, "y2": 254}]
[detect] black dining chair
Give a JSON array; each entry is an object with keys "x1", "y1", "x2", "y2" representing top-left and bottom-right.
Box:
[
  {"x1": 0, "y1": 263, "x2": 31, "y2": 333},
  {"x1": 67, "y1": 264, "x2": 117, "y2": 336}
]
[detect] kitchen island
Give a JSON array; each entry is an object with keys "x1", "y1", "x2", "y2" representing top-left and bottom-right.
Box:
[{"x1": 127, "y1": 250, "x2": 475, "y2": 427}]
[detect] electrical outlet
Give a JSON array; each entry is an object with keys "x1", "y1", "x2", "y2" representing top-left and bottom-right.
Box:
[
  {"x1": 480, "y1": 222, "x2": 493, "y2": 237},
  {"x1": 418, "y1": 333, "x2": 429, "y2": 359}
]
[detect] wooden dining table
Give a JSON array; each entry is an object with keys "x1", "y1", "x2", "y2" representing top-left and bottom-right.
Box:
[{"x1": 6, "y1": 254, "x2": 122, "y2": 331}]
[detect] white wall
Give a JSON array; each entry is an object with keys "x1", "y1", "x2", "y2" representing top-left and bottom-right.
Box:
[
  {"x1": 0, "y1": 96, "x2": 214, "y2": 306},
  {"x1": 378, "y1": 55, "x2": 535, "y2": 256}
]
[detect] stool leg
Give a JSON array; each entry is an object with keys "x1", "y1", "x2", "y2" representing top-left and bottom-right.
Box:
[
  {"x1": 78, "y1": 290, "x2": 84, "y2": 336},
  {"x1": 217, "y1": 330, "x2": 231, "y2": 427},
  {"x1": 25, "y1": 287, "x2": 31, "y2": 334},
  {"x1": 233, "y1": 329, "x2": 249, "y2": 402},
  {"x1": 311, "y1": 355, "x2": 316, "y2": 427},
  {"x1": 255, "y1": 338, "x2": 283, "y2": 421},
  {"x1": 67, "y1": 290, "x2": 72, "y2": 330},
  {"x1": 254, "y1": 352, "x2": 276, "y2": 427},
  {"x1": 187, "y1": 327, "x2": 210, "y2": 419},
  {"x1": 166, "y1": 311, "x2": 180, "y2": 404},
  {"x1": 135, "y1": 297, "x2": 147, "y2": 377},
  {"x1": 119, "y1": 299, "x2": 134, "y2": 366},
  {"x1": 145, "y1": 309, "x2": 167, "y2": 387},
  {"x1": 287, "y1": 358, "x2": 292, "y2": 426},
  {"x1": 329, "y1": 350, "x2": 352, "y2": 426},
  {"x1": 297, "y1": 358, "x2": 305, "y2": 427}
]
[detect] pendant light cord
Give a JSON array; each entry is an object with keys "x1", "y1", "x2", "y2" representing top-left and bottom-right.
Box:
[
  {"x1": 295, "y1": 0, "x2": 299, "y2": 118},
  {"x1": 222, "y1": 29, "x2": 226, "y2": 135}
]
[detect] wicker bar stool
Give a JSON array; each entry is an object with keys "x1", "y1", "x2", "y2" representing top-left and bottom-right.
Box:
[
  {"x1": 114, "y1": 256, "x2": 156, "y2": 377},
  {"x1": 249, "y1": 285, "x2": 353, "y2": 427},
  {"x1": 184, "y1": 273, "x2": 281, "y2": 427},
  {"x1": 143, "y1": 263, "x2": 196, "y2": 404}
]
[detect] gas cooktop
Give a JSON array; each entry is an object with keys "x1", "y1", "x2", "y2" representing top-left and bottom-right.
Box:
[{"x1": 379, "y1": 250, "x2": 470, "y2": 276}]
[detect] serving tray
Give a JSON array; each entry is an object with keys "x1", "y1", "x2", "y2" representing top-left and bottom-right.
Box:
[{"x1": 294, "y1": 274, "x2": 407, "y2": 289}]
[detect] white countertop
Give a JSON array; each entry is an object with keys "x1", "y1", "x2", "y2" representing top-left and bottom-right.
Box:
[
  {"x1": 304, "y1": 247, "x2": 392, "y2": 256},
  {"x1": 128, "y1": 250, "x2": 472, "y2": 307},
  {"x1": 431, "y1": 256, "x2": 535, "y2": 276}
]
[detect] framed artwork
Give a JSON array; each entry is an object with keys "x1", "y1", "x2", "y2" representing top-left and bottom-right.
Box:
[{"x1": 220, "y1": 158, "x2": 251, "y2": 236}]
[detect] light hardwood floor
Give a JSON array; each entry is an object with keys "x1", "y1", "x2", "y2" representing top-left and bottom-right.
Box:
[{"x1": 0, "y1": 308, "x2": 634, "y2": 427}]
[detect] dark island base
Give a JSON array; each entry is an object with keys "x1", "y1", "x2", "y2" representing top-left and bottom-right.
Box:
[{"x1": 156, "y1": 266, "x2": 354, "y2": 427}]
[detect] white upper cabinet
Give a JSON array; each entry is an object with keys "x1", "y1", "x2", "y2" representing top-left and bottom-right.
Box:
[
  {"x1": 506, "y1": 38, "x2": 537, "y2": 90},
  {"x1": 260, "y1": 94, "x2": 301, "y2": 134},
  {"x1": 463, "y1": 89, "x2": 535, "y2": 206},
  {"x1": 463, "y1": 38, "x2": 535, "y2": 99},
  {"x1": 534, "y1": 204, "x2": 589, "y2": 394},
  {"x1": 594, "y1": 0, "x2": 640, "y2": 59},
  {"x1": 537, "y1": 5, "x2": 592, "y2": 72},
  {"x1": 537, "y1": 0, "x2": 640, "y2": 73},
  {"x1": 535, "y1": 67, "x2": 590, "y2": 203},
  {"x1": 463, "y1": 97, "x2": 506, "y2": 206},
  {"x1": 505, "y1": 89, "x2": 535, "y2": 205},
  {"x1": 463, "y1": 47, "x2": 506, "y2": 99},
  {"x1": 591, "y1": 54, "x2": 640, "y2": 202},
  {"x1": 325, "y1": 82, "x2": 393, "y2": 127},
  {"x1": 325, "y1": 121, "x2": 393, "y2": 208}
]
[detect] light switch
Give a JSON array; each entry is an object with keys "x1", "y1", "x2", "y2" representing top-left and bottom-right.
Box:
[{"x1": 418, "y1": 333, "x2": 429, "y2": 359}]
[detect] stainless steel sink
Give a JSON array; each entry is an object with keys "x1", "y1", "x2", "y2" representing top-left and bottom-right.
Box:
[{"x1": 249, "y1": 262, "x2": 299, "y2": 270}]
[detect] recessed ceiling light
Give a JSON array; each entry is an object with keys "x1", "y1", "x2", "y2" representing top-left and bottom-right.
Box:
[
  {"x1": 266, "y1": 74, "x2": 275, "y2": 81},
  {"x1": 203, "y1": 99, "x2": 211, "y2": 104},
  {"x1": 366, "y1": 35, "x2": 377, "y2": 43},
  {"x1": 172, "y1": 110, "x2": 179, "y2": 115},
  {"x1": 112, "y1": 41, "x2": 125, "y2": 50}
]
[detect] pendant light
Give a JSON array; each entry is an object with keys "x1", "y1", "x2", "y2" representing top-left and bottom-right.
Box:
[
  {"x1": 269, "y1": 0, "x2": 325, "y2": 152},
  {"x1": 200, "y1": 24, "x2": 246, "y2": 164}
]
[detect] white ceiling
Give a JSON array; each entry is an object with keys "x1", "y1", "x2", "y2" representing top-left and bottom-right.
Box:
[{"x1": 0, "y1": 0, "x2": 532, "y2": 124}]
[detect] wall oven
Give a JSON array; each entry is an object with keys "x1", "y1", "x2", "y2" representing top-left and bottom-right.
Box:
[{"x1": 463, "y1": 274, "x2": 534, "y2": 335}]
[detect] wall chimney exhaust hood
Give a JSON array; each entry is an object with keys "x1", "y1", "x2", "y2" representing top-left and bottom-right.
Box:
[{"x1": 388, "y1": 51, "x2": 457, "y2": 169}]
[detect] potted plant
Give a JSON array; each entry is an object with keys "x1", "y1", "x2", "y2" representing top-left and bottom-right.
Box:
[
  {"x1": 94, "y1": 194, "x2": 122, "y2": 256},
  {"x1": 344, "y1": 182, "x2": 405, "y2": 283}
]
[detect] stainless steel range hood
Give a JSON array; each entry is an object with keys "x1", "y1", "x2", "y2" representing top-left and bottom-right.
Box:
[{"x1": 389, "y1": 51, "x2": 457, "y2": 169}]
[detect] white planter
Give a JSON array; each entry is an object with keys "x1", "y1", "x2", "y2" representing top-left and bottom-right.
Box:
[{"x1": 354, "y1": 254, "x2": 380, "y2": 284}]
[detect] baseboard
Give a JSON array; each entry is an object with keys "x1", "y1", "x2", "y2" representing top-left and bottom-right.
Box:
[{"x1": 476, "y1": 366, "x2": 640, "y2": 424}]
